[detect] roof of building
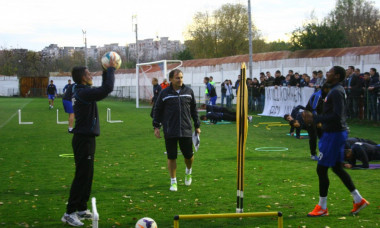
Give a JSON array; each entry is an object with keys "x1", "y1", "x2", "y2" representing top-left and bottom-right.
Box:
[
  {"x1": 49, "y1": 45, "x2": 380, "y2": 76},
  {"x1": 183, "y1": 45, "x2": 380, "y2": 67}
]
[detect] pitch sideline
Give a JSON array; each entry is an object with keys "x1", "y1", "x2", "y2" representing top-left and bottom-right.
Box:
[{"x1": 0, "y1": 99, "x2": 34, "y2": 129}]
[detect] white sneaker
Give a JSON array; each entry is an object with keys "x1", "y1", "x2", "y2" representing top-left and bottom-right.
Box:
[
  {"x1": 170, "y1": 183, "x2": 178, "y2": 191},
  {"x1": 61, "y1": 212, "x2": 84, "y2": 226},
  {"x1": 77, "y1": 210, "x2": 92, "y2": 220},
  {"x1": 185, "y1": 174, "x2": 192, "y2": 186}
]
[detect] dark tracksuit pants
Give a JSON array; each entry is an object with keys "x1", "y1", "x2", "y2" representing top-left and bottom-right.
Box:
[
  {"x1": 67, "y1": 134, "x2": 95, "y2": 214},
  {"x1": 306, "y1": 124, "x2": 322, "y2": 156},
  {"x1": 222, "y1": 112, "x2": 236, "y2": 121}
]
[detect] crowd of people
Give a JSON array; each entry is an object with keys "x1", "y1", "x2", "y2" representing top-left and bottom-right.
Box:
[{"x1": 214, "y1": 67, "x2": 380, "y2": 121}]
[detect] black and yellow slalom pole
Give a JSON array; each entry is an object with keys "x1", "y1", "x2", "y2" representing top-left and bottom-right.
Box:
[{"x1": 236, "y1": 63, "x2": 248, "y2": 213}]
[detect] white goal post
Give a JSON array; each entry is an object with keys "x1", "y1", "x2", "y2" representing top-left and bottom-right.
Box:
[{"x1": 135, "y1": 60, "x2": 182, "y2": 108}]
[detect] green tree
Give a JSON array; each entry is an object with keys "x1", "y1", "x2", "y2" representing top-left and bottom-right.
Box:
[
  {"x1": 186, "y1": 3, "x2": 259, "y2": 58},
  {"x1": 173, "y1": 48, "x2": 193, "y2": 60},
  {"x1": 186, "y1": 12, "x2": 218, "y2": 58},
  {"x1": 0, "y1": 50, "x2": 18, "y2": 75},
  {"x1": 327, "y1": 0, "x2": 380, "y2": 46},
  {"x1": 290, "y1": 22, "x2": 349, "y2": 50},
  {"x1": 214, "y1": 3, "x2": 256, "y2": 57}
]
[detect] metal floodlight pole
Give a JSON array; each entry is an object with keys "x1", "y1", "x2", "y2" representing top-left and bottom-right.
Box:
[
  {"x1": 82, "y1": 29, "x2": 88, "y2": 68},
  {"x1": 248, "y1": 0, "x2": 253, "y2": 78}
]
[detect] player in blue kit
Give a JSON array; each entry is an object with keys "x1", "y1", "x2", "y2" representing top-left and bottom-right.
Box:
[
  {"x1": 303, "y1": 66, "x2": 369, "y2": 217},
  {"x1": 47, "y1": 80, "x2": 57, "y2": 109},
  {"x1": 62, "y1": 79, "x2": 75, "y2": 133}
]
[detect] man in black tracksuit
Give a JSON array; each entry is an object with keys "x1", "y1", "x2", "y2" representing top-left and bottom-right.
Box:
[
  {"x1": 61, "y1": 62, "x2": 115, "y2": 227},
  {"x1": 285, "y1": 86, "x2": 328, "y2": 160},
  {"x1": 200, "y1": 104, "x2": 231, "y2": 113},
  {"x1": 200, "y1": 111, "x2": 236, "y2": 124},
  {"x1": 285, "y1": 105, "x2": 307, "y2": 139},
  {"x1": 345, "y1": 143, "x2": 380, "y2": 168},
  {"x1": 153, "y1": 69, "x2": 201, "y2": 192},
  {"x1": 345, "y1": 137, "x2": 378, "y2": 149},
  {"x1": 150, "y1": 78, "x2": 162, "y2": 118}
]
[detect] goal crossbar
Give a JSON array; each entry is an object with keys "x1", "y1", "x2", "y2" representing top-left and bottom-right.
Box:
[{"x1": 136, "y1": 60, "x2": 182, "y2": 108}]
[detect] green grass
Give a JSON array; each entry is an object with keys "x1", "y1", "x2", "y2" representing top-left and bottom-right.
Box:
[{"x1": 0, "y1": 97, "x2": 379, "y2": 228}]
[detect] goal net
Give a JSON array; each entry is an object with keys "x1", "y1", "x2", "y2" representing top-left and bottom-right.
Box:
[{"x1": 135, "y1": 60, "x2": 182, "y2": 108}]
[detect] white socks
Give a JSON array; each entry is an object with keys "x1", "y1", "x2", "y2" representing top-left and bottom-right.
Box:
[
  {"x1": 351, "y1": 189, "x2": 363, "y2": 203},
  {"x1": 318, "y1": 196, "x2": 327, "y2": 210},
  {"x1": 171, "y1": 168, "x2": 192, "y2": 184},
  {"x1": 68, "y1": 127, "x2": 73, "y2": 131},
  {"x1": 318, "y1": 190, "x2": 362, "y2": 209}
]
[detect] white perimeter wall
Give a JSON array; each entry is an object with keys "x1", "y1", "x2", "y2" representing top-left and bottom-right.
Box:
[
  {"x1": 2, "y1": 53, "x2": 379, "y2": 99},
  {"x1": 0, "y1": 76, "x2": 19, "y2": 96}
]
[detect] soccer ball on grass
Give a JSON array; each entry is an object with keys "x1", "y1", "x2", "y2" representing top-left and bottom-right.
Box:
[{"x1": 135, "y1": 217, "x2": 157, "y2": 228}]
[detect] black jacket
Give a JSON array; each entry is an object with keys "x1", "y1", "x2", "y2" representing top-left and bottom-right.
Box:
[
  {"x1": 314, "y1": 84, "x2": 347, "y2": 132},
  {"x1": 152, "y1": 84, "x2": 162, "y2": 103},
  {"x1": 153, "y1": 84, "x2": 200, "y2": 138},
  {"x1": 72, "y1": 68, "x2": 115, "y2": 136},
  {"x1": 289, "y1": 105, "x2": 306, "y2": 138},
  {"x1": 274, "y1": 76, "x2": 285, "y2": 86},
  {"x1": 349, "y1": 143, "x2": 380, "y2": 168},
  {"x1": 348, "y1": 74, "x2": 362, "y2": 97},
  {"x1": 63, "y1": 83, "x2": 75, "y2": 101}
]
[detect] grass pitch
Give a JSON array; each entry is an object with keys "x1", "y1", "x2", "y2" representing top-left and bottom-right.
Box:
[{"x1": 0, "y1": 97, "x2": 379, "y2": 228}]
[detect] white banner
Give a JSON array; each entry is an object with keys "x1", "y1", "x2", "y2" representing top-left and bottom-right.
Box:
[{"x1": 260, "y1": 86, "x2": 315, "y2": 117}]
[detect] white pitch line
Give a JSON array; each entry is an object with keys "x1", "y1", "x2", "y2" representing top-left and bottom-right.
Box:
[{"x1": 0, "y1": 99, "x2": 33, "y2": 129}]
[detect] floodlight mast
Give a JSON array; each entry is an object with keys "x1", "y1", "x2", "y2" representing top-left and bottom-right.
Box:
[
  {"x1": 82, "y1": 29, "x2": 88, "y2": 68},
  {"x1": 133, "y1": 15, "x2": 140, "y2": 108},
  {"x1": 248, "y1": 0, "x2": 253, "y2": 78}
]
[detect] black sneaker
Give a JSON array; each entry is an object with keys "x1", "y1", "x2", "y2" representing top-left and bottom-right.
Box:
[{"x1": 68, "y1": 129, "x2": 73, "y2": 134}]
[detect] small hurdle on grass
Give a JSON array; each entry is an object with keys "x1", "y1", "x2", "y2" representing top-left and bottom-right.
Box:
[
  {"x1": 92, "y1": 197, "x2": 99, "y2": 228},
  {"x1": 18, "y1": 109, "x2": 33, "y2": 125},
  {"x1": 106, "y1": 108, "x2": 123, "y2": 123},
  {"x1": 173, "y1": 212, "x2": 283, "y2": 228},
  {"x1": 56, "y1": 109, "x2": 68, "y2": 124}
]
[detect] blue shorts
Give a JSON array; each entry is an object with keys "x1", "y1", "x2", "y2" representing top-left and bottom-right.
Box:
[
  {"x1": 63, "y1": 99, "x2": 74, "y2": 114},
  {"x1": 318, "y1": 131, "x2": 348, "y2": 167},
  {"x1": 209, "y1": 96, "x2": 217, "y2": 105},
  {"x1": 48, "y1": 94, "x2": 55, "y2": 100}
]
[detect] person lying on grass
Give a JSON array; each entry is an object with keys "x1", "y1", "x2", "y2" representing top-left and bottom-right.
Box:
[
  {"x1": 344, "y1": 142, "x2": 380, "y2": 169},
  {"x1": 344, "y1": 137, "x2": 378, "y2": 149},
  {"x1": 200, "y1": 111, "x2": 252, "y2": 124}
]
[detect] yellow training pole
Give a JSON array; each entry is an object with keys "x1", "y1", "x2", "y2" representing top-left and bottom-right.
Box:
[{"x1": 236, "y1": 63, "x2": 248, "y2": 213}]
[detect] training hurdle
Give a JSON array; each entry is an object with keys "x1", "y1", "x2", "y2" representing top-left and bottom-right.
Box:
[
  {"x1": 18, "y1": 109, "x2": 33, "y2": 125},
  {"x1": 56, "y1": 109, "x2": 68, "y2": 124},
  {"x1": 92, "y1": 197, "x2": 99, "y2": 228},
  {"x1": 106, "y1": 108, "x2": 123, "y2": 123},
  {"x1": 173, "y1": 212, "x2": 283, "y2": 228}
]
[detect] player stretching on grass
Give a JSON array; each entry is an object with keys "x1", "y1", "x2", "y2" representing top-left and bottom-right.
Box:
[
  {"x1": 153, "y1": 69, "x2": 201, "y2": 192},
  {"x1": 61, "y1": 60, "x2": 116, "y2": 227},
  {"x1": 303, "y1": 66, "x2": 369, "y2": 217}
]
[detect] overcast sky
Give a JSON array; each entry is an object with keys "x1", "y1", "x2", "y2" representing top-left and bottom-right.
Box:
[{"x1": 1, "y1": 0, "x2": 379, "y2": 51}]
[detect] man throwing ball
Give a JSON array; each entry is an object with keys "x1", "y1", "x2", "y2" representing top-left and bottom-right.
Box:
[
  {"x1": 303, "y1": 66, "x2": 369, "y2": 217},
  {"x1": 153, "y1": 69, "x2": 201, "y2": 192}
]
